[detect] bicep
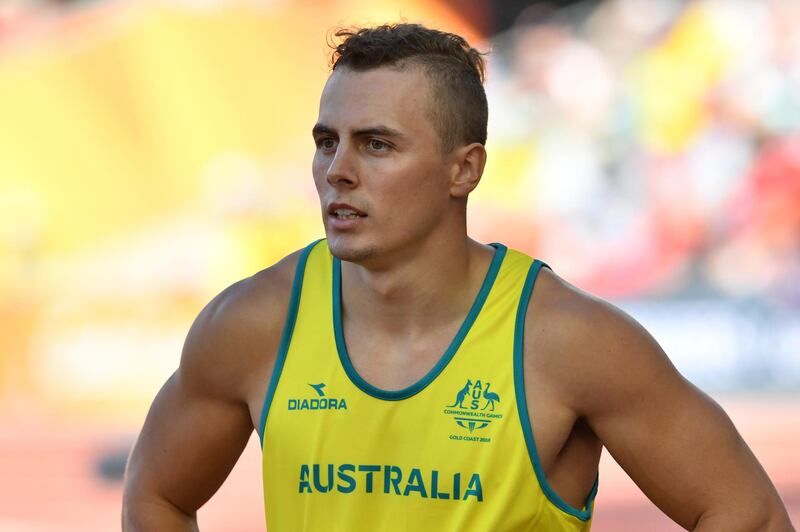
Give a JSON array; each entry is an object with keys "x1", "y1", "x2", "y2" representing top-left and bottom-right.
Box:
[
  {"x1": 579, "y1": 310, "x2": 780, "y2": 529},
  {"x1": 124, "y1": 368, "x2": 253, "y2": 516}
]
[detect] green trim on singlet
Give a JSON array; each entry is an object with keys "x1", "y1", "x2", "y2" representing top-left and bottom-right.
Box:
[
  {"x1": 513, "y1": 259, "x2": 599, "y2": 521},
  {"x1": 258, "y1": 239, "x2": 321, "y2": 444},
  {"x1": 332, "y1": 243, "x2": 508, "y2": 401}
]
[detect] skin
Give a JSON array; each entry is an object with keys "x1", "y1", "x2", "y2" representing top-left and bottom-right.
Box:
[{"x1": 122, "y1": 65, "x2": 794, "y2": 531}]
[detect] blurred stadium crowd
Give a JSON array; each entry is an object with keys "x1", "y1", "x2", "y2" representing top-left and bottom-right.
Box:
[
  {"x1": 469, "y1": 0, "x2": 800, "y2": 390},
  {"x1": 478, "y1": 0, "x2": 800, "y2": 305}
]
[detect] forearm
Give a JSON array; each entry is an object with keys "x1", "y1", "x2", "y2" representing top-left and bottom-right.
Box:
[{"x1": 122, "y1": 496, "x2": 199, "y2": 532}]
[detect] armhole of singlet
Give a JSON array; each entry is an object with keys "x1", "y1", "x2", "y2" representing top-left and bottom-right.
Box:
[
  {"x1": 258, "y1": 239, "x2": 321, "y2": 444},
  {"x1": 513, "y1": 259, "x2": 599, "y2": 522}
]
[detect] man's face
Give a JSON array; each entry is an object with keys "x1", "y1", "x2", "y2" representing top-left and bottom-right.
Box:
[{"x1": 312, "y1": 65, "x2": 454, "y2": 265}]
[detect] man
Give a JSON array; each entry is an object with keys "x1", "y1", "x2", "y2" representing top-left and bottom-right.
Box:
[{"x1": 122, "y1": 23, "x2": 793, "y2": 531}]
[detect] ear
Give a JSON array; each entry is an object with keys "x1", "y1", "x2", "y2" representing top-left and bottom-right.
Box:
[{"x1": 449, "y1": 142, "x2": 487, "y2": 199}]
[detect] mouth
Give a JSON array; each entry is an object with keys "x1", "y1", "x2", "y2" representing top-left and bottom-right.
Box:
[{"x1": 327, "y1": 203, "x2": 367, "y2": 220}]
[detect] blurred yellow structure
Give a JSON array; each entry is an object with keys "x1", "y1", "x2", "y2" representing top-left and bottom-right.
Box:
[{"x1": 0, "y1": 0, "x2": 475, "y2": 420}]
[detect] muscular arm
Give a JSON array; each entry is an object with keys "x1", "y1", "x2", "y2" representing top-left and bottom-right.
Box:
[
  {"x1": 534, "y1": 270, "x2": 793, "y2": 531},
  {"x1": 121, "y1": 368, "x2": 252, "y2": 531},
  {"x1": 122, "y1": 255, "x2": 297, "y2": 531}
]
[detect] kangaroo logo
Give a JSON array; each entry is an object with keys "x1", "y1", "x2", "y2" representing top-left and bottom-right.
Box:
[
  {"x1": 308, "y1": 383, "x2": 326, "y2": 397},
  {"x1": 443, "y1": 378, "x2": 503, "y2": 438},
  {"x1": 447, "y1": 379, "x2": 472, "y2": 408}
]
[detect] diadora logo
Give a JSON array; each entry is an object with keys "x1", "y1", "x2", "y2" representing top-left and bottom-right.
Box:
[
  {"x1": 287, "y1": 382, "x2": 348, "y2": 411},
  {"x1": 443, "y1": 379, "x2": 503, "y2": 443}
]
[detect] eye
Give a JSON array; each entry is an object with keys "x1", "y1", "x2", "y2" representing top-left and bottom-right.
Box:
[
  {"x1": 316, "y1": 137, "x2": 337, "y2": 151},
  {"x1": 367, "y1": 139, "x2": 390, "y2": 152}
]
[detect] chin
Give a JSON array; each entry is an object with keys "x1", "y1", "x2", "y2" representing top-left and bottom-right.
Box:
[{"x1": 326, "y1": 236, "x2": 377, "y2": 264}]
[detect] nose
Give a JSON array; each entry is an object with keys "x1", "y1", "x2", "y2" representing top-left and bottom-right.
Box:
[{"x1": 326, "y1": 143, "x2": 359, "y2": 188}]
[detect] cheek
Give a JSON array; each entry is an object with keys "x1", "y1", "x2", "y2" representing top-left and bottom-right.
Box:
[
  {"x1": 312, "y1": 155, "x2": 329, "y2": 190},
  {"x1": 376, "y1": 165, "x2": 449, "y2": 218}
]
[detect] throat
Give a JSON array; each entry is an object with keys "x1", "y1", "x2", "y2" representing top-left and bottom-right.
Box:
[
  {"x1": 339, "y1": 258, "x2": 481, "y2": 337},
  {"x1": 343, "y1": 308, "x2": 462, "y2": 390}
]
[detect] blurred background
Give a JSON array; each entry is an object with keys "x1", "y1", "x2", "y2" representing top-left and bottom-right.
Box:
[{"x1": 0, "y1": 0, "x2": 798, "y2": 530}]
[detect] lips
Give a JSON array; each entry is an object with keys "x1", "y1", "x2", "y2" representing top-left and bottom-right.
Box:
[
  {"x1": 326, "y1": 202, "x2": 367, "y2": 231},
  {"x1": 327, "y1": 202, "x2": 367, "y2": 219}
]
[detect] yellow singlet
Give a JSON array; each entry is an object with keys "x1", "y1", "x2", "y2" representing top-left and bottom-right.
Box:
[{"x1": 259, "y1": 240, "x2": 598, "y2": 531}]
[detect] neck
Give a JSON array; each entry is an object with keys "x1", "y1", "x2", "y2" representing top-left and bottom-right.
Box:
[{"x1": 339, "y1": 234, "x2": 496, "y2": 338}]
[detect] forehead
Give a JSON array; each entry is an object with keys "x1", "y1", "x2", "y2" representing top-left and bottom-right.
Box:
[{"x1": 317, "y1": 66, "x2": 437, "y2": 136}]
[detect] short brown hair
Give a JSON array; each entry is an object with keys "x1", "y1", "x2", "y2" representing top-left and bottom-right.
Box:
[{"x1": 329, "y1": 23, "x2": 488, "y2": 153}]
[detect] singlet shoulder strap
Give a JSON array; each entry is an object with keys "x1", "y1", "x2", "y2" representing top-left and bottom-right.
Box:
[
  {"x1": 257, "y1": 238, "x2": 324, "y2": 442},
  {"x1": 513, "y1": 258, "x2": 599, "y2": 521}
]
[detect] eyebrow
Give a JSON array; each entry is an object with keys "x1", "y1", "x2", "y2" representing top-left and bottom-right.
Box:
[{"x1": 312, "y1": 123, "x2": 407, "y2": 141}]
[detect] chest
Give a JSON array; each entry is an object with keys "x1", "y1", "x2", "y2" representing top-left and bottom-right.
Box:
[
  {"x1": 262, "y1": 316, "x2": 525, "y2": 508},
  {"x1": 256, "y1": 242, "x2": 598, "y2": 531}
]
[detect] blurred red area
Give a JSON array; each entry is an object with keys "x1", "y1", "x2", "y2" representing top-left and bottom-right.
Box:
[{"x1": 0, "y1": 396, "x2": 797, "y2": 531}]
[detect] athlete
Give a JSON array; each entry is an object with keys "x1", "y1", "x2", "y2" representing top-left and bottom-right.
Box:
[{"x1": 122, "y1": 24, "x2": 794, "y2": 531}]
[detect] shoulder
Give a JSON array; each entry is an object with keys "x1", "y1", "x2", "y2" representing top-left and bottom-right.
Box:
[
  {"x1": 524, "y1": 266, "x2": 683, "y2": 418},
  {"x1": 178, "y1": 247, "x2": 306, "y2": 402}
]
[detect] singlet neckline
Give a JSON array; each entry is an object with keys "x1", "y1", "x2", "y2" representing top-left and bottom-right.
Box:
[{"x1": 331, "y1": 243, "x2": 507, "y2": 401}]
